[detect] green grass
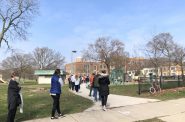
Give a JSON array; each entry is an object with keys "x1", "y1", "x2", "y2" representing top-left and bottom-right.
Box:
[
  {"x1": 135, "y1": 118, "x2": 165, "y2": 122},
  {"x1": 110, "y1": 84, "x2": 185, "y2": 101},
  {"x1": 0, "y1": 84, "x2": 93, "y2": 122}
]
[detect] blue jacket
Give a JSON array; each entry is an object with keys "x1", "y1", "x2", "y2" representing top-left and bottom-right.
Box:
[{"x1": 50, "y1": 74, "x2": 61, "y2": 94}]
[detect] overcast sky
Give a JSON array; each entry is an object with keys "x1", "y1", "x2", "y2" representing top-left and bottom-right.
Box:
[{"x1": 1, "y1": 0, "x2": 185, "y2": 63}]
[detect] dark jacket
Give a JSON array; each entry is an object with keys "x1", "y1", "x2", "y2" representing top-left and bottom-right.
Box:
[
  {"x1": 8, "y1": 79, "x2": 21, "y2": 109},
  {"x1": 98, "y1": 74, "x2": 110, "y2": 96},
  {"x1": 50, "y1": 74, "x2": 61, "y2": 94},
  {"x1": 93, "y1": 74, "x2": 100, "y2": 88}
]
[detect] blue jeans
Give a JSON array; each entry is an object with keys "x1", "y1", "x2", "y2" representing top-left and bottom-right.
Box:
[{"x1": 93, "y1": 87, "x2": 98, "y2": 101}]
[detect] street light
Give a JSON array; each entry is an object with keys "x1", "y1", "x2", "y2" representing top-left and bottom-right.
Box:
[{"x1": 71, "y1": 50, "x2": 77, "y2": 74}]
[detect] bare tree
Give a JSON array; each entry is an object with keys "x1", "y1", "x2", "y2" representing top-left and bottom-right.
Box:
[
  {"x1": 155, "y1": 33, "x2": 175, "y2": 75},
  {"x1": 145, "y1": 33, "x2": 176, "y2": 76},
  {"x1": 0, "y1": 0, "x2": 39, "y2": 48},
  {"x1": 82, "y1": 37, "x2": 125, "y2": 74},
  {"x1": 1, "y1": 52, "x2": 33, "y2": 80},
  {"x1": 173, "y1": 44, "x2": 185, "y2": 81},
  {"x1": 145, "y1": 36, "x2": 163, "y2": 77},
  {"x1": 127, "y1": 57, "x2": 146, "y2": 76},
  {"x1": 32, "y1": 47, "x2": 65, "y2": 70}
]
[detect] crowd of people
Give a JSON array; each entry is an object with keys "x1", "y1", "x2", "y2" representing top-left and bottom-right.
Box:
[
  {"x1": 6, "y1": 69, "x2": 110, "y2": 121},
  {"x1": 67, "y1": 70, "x2": 110, "y2": 111}
]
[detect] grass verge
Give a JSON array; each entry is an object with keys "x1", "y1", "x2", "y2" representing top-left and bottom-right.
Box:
[
  {"x1": 110, "y1": 84, "x2": 185, "y2": 100},
  {"x1": 0, "y1": 84, "x2": 93, "y2": 122}
]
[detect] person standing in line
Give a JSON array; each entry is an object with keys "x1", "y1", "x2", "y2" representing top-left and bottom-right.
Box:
[
  {"x1": 68, "y1": 75, "x2": 72, "y2": 90},
  {"x1": 71, "y1": 75, "x2": 75, "y2": 91},
  {"x1": 7, "y1": 72, "x2": 21, "y2": 122},
  {"x1": 50, "y1": 69, "x2": 63, "y2": 119},
  {"x1": 98, "y1": 70, "x2": 110, "y2": 111},
  {"x1": 85, "y1": 75, "x2": 89, "y2": 84},
  {"x1": 78, "y1": 75, "x2": 82, "y2": 90},
  {"x1": 89, "y1": 73, "x2": 95, "y2": 96},
  {"x1": 74, "y1": 75, "x2": 80, "y2": 92},
  {"x1": 93, "y1": 72, "x2": 100, "y2": 102}
]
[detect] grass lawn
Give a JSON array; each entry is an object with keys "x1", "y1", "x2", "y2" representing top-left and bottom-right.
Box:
[
  {"x1": 110, "y1": 84, "x2": 185, "y2": 100},
  {"x1": 0, "y1": 84, "x2": 93, "y2": 122}
]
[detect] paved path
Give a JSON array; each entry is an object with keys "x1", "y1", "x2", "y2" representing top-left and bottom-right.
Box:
[
  {"x1": 73, "y1": 84, "x2": 159, "y2": 112},
  {"x1": 25, "y1": 84, "x2": 185, "y2": 122}
]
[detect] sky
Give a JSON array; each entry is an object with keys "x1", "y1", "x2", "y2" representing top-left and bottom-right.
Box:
[{"x1": 1, "y1": 0, "x2": 185, "y2": 63}]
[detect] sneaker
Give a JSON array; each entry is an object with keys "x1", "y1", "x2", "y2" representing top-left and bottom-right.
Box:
[
  {"x1": 58, "y1": 113, "x2": 65, "y2": 117},
  {"x1": 103, "y1": 105, "x2": 106, "y2": 111},
  {"x1": 51, "y1": 116, "x2": 58, "y2": 119}
]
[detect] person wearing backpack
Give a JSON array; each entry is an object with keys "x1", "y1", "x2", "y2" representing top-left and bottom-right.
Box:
[
  {"x1": 93, "y1": 72, "x2": 100, "y2": 102},
  {"x1": 89, "y1": 73, "x2": 95, "y2": 96}
]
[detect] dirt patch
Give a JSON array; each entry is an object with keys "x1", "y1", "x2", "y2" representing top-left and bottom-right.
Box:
[
  {"x1": 30, "y1": 87, "x2": 47, "y2": 93},
  {"x1": 161, "y1": 87, "x2": 185, "y2": 93}
]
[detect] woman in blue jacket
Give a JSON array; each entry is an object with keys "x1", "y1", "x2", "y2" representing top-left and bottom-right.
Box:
[{"x1": 50, "y1": 69, "x2": 63, "y2": 119}]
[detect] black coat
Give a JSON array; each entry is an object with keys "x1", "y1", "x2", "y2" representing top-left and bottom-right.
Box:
[
  {"x1": 98, "y1": 75, "x2": 110, "y2": 96},
  {"x1": 8, "y1": 80, "x2": 21, "y2": 110}
]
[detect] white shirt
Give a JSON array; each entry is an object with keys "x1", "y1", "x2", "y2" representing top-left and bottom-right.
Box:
[
  {"x1": 75, "y1": 78, "x2": 80, "y2": 85},
  {"x1": 59, "y1": 78, "x2": 63, "y2": 86},
  {"x1": 71, "y1": 75, "x2": 76, "y2": 83}
]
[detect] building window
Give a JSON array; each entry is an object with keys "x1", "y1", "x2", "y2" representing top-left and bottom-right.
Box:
[
  {"x1": 171, "y1": 73, "x2": 176, "y2": 76},
  {"x1": 94, "y1": 65, "x2": 97, "y2": 70},
  {"x1": 171, "y1": 67, "x2": 176, "y2": 72}
]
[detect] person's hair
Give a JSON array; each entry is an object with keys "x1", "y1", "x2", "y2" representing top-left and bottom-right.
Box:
[
  {"x1": 75, "y1": 75, "x2": 78, "y2": 79},
  {"x1": 11, "y1": 72, "x2": 16, "y2": 78},
  {"x1": 101, "y1": 70, "x2": 106, "y2": 74},
  {"x1": 54, "y1": 69, "x2": 61, "y2": 75}
]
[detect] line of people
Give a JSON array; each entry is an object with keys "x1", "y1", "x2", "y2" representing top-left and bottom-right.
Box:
[
  {"x1": 6, "y1": 69, "x2": 110, "y2": 121},
  {"x1": 68, "y1": 74, "x2": 83, "y2": 92}
]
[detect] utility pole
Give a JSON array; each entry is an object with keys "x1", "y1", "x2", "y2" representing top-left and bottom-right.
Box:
[{"x1": 71, "y1": 50, "x2": 77, "y2": 74}]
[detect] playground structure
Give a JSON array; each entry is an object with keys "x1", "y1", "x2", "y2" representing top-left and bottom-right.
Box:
[{"x1": 110, "y1": 68, "x2": 125, "y2": 84}]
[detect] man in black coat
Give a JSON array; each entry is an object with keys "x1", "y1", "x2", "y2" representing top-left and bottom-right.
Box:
[
  {"x1": 98, "y1": 70, "x2": 110, "y2": 111},
  {"x1": 7, "y1": 73, "x2": 21, "y2": 122}
]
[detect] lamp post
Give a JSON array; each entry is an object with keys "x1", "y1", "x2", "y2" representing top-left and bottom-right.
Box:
[{"x1": 71, "y1": 50, "x2": 77, "y2": 74}]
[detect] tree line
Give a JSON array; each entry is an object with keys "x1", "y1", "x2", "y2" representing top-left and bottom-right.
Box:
[
  {"x1": 82, "y1": 33, "x2": 185, "y2": 81},
  {"x1": 145, "y1": 33, "x2": 185, "y2": 81},
  {"x1": 0, "y1": 47, "x2": 65, "y2": 81}
]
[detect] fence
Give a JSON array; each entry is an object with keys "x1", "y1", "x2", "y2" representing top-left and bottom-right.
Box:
[{"x1": 138, "y1": 75, "x2": 185, "y2": 95}]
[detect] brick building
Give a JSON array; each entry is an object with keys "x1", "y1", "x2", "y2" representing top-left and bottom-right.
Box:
[{"x1": 65, "y1": 57, "x2": 108, "y2": 76}]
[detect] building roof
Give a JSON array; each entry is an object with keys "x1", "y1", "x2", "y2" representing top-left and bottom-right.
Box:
[{"x1": 34, "y1": 70, "x2": 67, "y2": 76}]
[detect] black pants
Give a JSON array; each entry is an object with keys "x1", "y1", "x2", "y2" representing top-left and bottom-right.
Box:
[
  {"x1": 69, "y1": 81, "x2": 72, "y2": 89},
  {"x1": 7, "y1": 107, "x2": 17, "y2": 122},
  {"x1": 51, "y1": 94, "x2": 61, "y2": 117},
  {"x1": 101, "y1": 95, "x2": 108, "y2": 106},
  {"x1": 71, "y1": 82, "x2": 75, "y2": 91},
  {"x1": 75, "y1": 85, "x2": 79, "y2": 92},
  {"x1": 89, "y1": 86, "x2": 93, "y2": 96}
]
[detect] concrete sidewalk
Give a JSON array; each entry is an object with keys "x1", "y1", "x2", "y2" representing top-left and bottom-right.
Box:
[
  {"x1": 73, "y1": 83, "x2": 159, "y2": 111},
  {"x1": 25, "y1": 84, "x2": 185, "y2": 122}
]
